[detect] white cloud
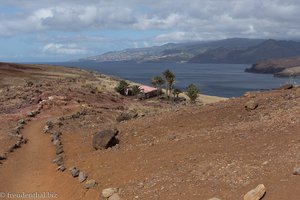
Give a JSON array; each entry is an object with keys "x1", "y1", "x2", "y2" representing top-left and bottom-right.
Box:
[
  {"x1": 1, "y1": 0, "x2": 300, "y2": 40},
  {"x1": 2, "y1": 0, "x2": 300, "y2": 60},
  {"x1": 42, "y1": 43, "x2": 87, "y2": 54}
]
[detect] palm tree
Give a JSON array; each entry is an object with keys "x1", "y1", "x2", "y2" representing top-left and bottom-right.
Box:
[
  {"x1": 163, "y1": 69, "x2": 175, "y2": 97},
  {"x1": 151, "y1": 76, "x2": 165, "y2": 96}
]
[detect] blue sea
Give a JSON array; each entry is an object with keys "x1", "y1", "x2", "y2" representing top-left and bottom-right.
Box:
[{"x1": 49, "y1": 62, "x2": 299, "y2": 98}]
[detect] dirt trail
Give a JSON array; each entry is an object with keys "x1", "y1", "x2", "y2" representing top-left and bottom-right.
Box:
[{"x1": 0, "y1": 112, "x2": 98, "y2": 200}]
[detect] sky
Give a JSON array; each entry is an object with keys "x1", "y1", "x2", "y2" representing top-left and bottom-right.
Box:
[{"x1": 1, "y1": 0, "x2": 300, "y2": 62}]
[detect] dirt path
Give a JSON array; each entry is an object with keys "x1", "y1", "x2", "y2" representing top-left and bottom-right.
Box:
[{"x1": 0, "y1": 113, "x2": 98, "y2": 200}]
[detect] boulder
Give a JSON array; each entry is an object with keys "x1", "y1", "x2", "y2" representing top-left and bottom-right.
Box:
[
  {"x1": 102, "y1": 188, "x2": 119, "y2": 198},
  {"x1": 92, "y1": 129, "x2": 119, "y2": 150},
  {"x1": 0, "y1": 154, "x2": 7, "y2": 160},
  {"x1": 70, "y1": 167, "x2": 80, "y2": 177},
  {"x1": 293, "y1": 167, "x2": 300, "y2": 175},
  {"x1": 108, "y1": 193, "x2": 121, "y2": 200},
  {"x1": 116, "y1": 110, "x2": 138, "y2": 122},
  {"x1": 245, "y1": 100, "x2": 258, "y2": 111},
  {"x1": 78, "y1": 171, "x2": 87, "y2": 183},
  {"x1": 243, "y1": 184, "x2": 266, "y2": 200},
  {"x1": 85, "y1": 179, "x2": 96, "y2": 189}
]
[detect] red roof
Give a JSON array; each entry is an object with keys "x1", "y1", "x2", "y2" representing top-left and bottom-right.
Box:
[{"x1": 139, "y1": 85, "x2": 157, "y2": 93}]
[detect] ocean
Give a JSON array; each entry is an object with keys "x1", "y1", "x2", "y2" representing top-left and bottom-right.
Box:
[{"x1": 49, "y1": 62, "x2": 299, "y2": 98}]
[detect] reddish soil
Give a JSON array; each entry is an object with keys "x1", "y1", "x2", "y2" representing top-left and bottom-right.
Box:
[
  {"x1": 0, "y1": 62, "x2": 300, "y2": 200},
  {"x1": 59, "y1": 87, "x2": 300, "y2": 200},
  {"x1": 0, "y1": 108, "x2": 99, "y2": 200}
]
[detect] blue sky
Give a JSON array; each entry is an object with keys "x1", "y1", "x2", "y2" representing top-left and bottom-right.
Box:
[{"x1": 1, "y1": 0, "x2": 300, "y2": 62}]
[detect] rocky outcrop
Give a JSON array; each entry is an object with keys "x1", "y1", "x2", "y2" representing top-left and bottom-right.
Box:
[
  {"x1": 245, "y1": 56, "x2": 300, "y2": 77},
  {"x1": 92, "y1": 129, "x2": 119, "y2": 150},
  {"x1": 275, "y1": 66, "x2": 300, "y2": 77}
]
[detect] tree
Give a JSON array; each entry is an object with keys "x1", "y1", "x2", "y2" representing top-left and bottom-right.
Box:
[
  {"x1": 151, "y1": 76, "x2": 165, "y2": 96},
  {"x1": 163, "y1": 69, "x2": 175, "y2": 97},
  {"x1": 186, "y1": 84, "x2": 199, "y2": 103},
  {"x1": 132, "y1": 85, "x2": 141, "y2": 96},
  {"x1": 115, "y1": 80, "x2": 129, "y2": 95},
  {"x1": 172, "y1": 88, "x2": 182, "y2": 99}
]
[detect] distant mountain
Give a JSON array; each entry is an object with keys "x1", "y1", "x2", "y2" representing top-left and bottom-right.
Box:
[
  {"x1": 78, "y1": 38, "x2": 266, "y2": 63},
  {"x1": 78, "y1": 38, "x2": 300, "y2": 65},
  {"x1": 189, "y1": 39, "x2": 300, "y2": 64},
  {"x1": 245, "y1": 56, "x2": 300, "y2": 77}
]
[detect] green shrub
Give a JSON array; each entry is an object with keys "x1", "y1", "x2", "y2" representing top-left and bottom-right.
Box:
[
  {"x1": 115, "y1": 80, "x2": 129, "y2": 95},
  {"x1": 172, "y1": 88, "x2": 182, "y2": 98},
  {"x1": 132, "y1": 85, "x2": 141, "y2": 95},
  {"x1": 186, "y1": 84, "x2": 199, "y2": 103}
]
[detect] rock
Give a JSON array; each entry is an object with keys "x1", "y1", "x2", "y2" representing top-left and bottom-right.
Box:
[
  {"x1": 108, "y1": 193, "x2": 121, "y2": 200},
  {"x1": 293, "y1": 167, "x2": 300, "y2": 175},
  {"x1": 78, "y1": 171, "x2": 87, "y2": 183},
  {"x1": 51, "y1": 132, "x2": 62, "y2": 141},
  {"x1": 16, "y1": 140, "x2": 23, "y2": 147},
  {"x1": 46, "y1": 121, "x2": 54, "y2": 128},
  {"x1": 70, "y1": 167, "x2": 80, "y2": 177},
  {"x1": 18, "y1": 119, "x2": 26, "y2": 125},
  {"x1": 102, "y1": 188, "x2": 119, "y2": 198},
  {"x1": 69, "y1": 111, "x2": 86, "y2": 119},
  {"x1": 279, "y1": 84, "x2": 293, "y2": 90},
  {"x1": 53, "y1": 139, "x2": 61, "y2": 146},
  {"x1": 27, "y1": 111, "x2": 35, "y2": 117},
  {"x1": 85, "y1": 179, "x2": 96, "y2": 189},
  {"x1": 116, "y1": 110, "x2": 138, "y2": 122},
  {"x1": 43, "y1": 125, "x2": 50, "y2": 133},
  {"x1": 243, "y1": 184, "x2": 266, "y2": 200},
  {"x1": 53, "y1": 156, "x2": 64, "y2": 166},
  {"x1": 16, "y1": 125, "x2": 24, "y2": 131},
  {"x1": 245, "y1": 100, "x2": 258, "y2": 111},
  {"x1": 27, "y1": 110, "x2": 39, "y2": 117},
  {"x1": 8, "y1": 144, "x2": 19, "y2": 152},
  {"x1": 12, "y1": 128, "x2": 20, "y2": 135},
  {"x1": 57, "y1": 165, "x2": 66, "y2": 172},
  {"x1": 0, "y1": 154, "x2": 7, "y2": 160},
  {"x1": 51, "y1": 119, "x2": 63, "y2": 127},
  {"x1": 16, "y1": 134, "x2": 23, "y2": 140},
  {"x1": 55, "y1": 145, "x2": 64, "y2": 155},
  {"x1": 22, "y1": 138, "x2": 28, "y2": 144},
  {"x1": 92, "y1": 129, "x2": 119, "y2": 150}
]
